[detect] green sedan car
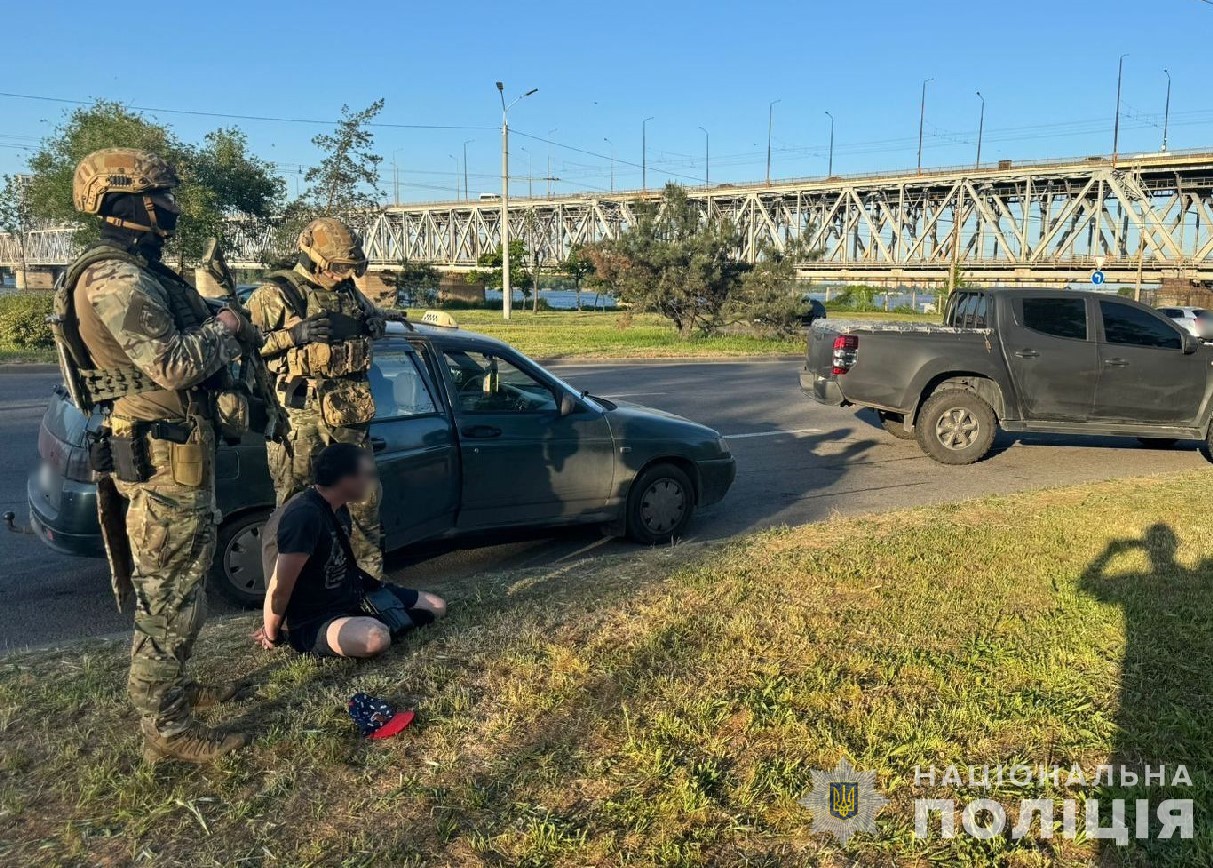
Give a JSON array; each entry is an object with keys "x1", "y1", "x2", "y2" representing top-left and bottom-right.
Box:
[{"x1": 29, "y1": 315, "x2": 737, "y2": 606}]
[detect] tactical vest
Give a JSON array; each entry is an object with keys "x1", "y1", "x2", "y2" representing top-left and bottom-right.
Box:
[
  {"x1": 262, "y1": 269, "x2": 374, "y2": 379},
  {"x1": 53, "y1": 244, "x2": 211, "y2": 416}
]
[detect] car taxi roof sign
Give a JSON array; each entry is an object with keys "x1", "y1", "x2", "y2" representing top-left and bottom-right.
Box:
[{"x1": 420, "y1": 310, "x2": 459, "y2": 328}]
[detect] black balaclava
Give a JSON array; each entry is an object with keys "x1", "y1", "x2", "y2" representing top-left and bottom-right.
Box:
[{"x1": 98, "y1": 192, "x2": 180, "y2": 262}]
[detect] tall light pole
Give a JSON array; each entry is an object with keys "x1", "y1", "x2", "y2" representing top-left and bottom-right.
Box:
[
  {"x1": 1113, "y1": 54, "x2": 1128, "y2": 165},
  {"x1": 766, "y1": 99, "x2": 781, "y2": 184},
  {"x1": 497, "y1": 80, "x2": 538, "y2": 320},
  {"x1": 391, "y1": 147, "x2": 407, "y2": 204},
  {"x1": 606, "y1": 136, "x2": 616, "y2": 192},
  {"x1": 1162, "y1": 68, "x2": 1172, "y2": 152},
  {"x1": 642, "y1": 116, "x2": 654, "y2": 190},
  {"x1": 546, "y1": 128, "x2": 558, "y2": 197},
  {"x1": 698, "y1": 126, "x2": 709, "y2": 186},
  {"x1": 519, "y1": 146, "x2": 533, "y2": 198},
  {"x1": 975, "y1": 91, "x2": 985, "y2": 169},
  {"x1": 824, "y1": 111, "x2": 835, "y2": 177},
  {"x1": 917, "y1": 78, "x2": 933, "y2": 174},
  {"x1": 462, "y1": 139, "x2": 474, "y2": 200}
]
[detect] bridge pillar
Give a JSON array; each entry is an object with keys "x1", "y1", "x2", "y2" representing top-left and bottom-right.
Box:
[{"x1": 14, "y1": 266, "x2": 58, "y2": 291}]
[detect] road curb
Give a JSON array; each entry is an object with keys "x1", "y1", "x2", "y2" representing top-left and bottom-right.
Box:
[
  {"x1": 539, "y1": 354, "x2": 801, "y2": 367},
  {"x1": 0, "y1": 364, "x2": 58, "y2": 375}
]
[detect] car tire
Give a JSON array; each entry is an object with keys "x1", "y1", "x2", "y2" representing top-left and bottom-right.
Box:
[
  {"x1": 1138, "y1": 437, "x2": 1178, "y2": 449},
  {"x1": 210, "y1": 509, "x2": 271, "y2": 608},
  {"x1": 625, "y1": 462, "x2": 695, "y2": 545},
  {"x1": 915, "y1": 389, "x2": 997, "y2": 465},
  {"x1": 878, "y1": 410, "x2": 915, "y2": 440}
]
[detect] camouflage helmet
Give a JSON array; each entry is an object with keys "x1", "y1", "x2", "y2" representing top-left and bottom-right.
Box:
[
  {"x1": 298, "y1": 217, "x2": 367, "y2": 276},
  {"x1": 72, "y1": 148, "x2": 180, "y2": 215}
]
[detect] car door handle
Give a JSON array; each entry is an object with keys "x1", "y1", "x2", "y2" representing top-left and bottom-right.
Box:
[
  {"x1": 462, "y1": 425, "x2": 502, "y2": 439},
  {"x1": 1014, "y1": 349, "x2": 1040, "y2": 358},
  {"x1": 370, "y1": 436, "x2": 387, "y2": 453},
  {"x1": 1104, "y1": 358, "x2": 1130, "y2": 368}
]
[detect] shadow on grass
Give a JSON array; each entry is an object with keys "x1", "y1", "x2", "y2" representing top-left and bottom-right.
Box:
[{"x1": 1079, "y1": 524, "x2": 1213, "y2": 865}]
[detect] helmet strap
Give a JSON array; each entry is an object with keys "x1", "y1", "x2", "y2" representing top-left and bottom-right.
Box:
[{"x1": 101, "y1": 196, "x2": 169, "y2": 238}]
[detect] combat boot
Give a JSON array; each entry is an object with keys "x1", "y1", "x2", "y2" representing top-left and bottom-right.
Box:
[
  {"x1": 142, "y1": 722, "x2": 250, "y2": 765},
  {"x1": 185, "y1": 681, "x2": 245, "y2": 711}
]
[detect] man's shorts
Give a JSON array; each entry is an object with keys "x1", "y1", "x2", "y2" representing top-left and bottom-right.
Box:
[{"x1": 285, "y1": 585, "x2": 425, "y2": 657}]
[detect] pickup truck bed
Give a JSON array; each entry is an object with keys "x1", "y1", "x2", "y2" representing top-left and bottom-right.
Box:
[{"x1": 801, "y1": 289, "x2": 1213, "y2": 464}]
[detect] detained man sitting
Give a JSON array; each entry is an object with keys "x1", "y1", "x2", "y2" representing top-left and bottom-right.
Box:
[{"x1": 254, "y1": 442, "x2": 446, "y2": 657}]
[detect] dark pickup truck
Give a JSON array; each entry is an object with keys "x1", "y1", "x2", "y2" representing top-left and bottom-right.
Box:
[{"x1": 801, "y1": 288, "x2": 1213, "y2": 464}]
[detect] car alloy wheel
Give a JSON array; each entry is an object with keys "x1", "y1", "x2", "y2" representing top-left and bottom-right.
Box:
[
  {"x1": 935, "y1": 406, "x2": 981, "y2": 451},
  {"x1": 640, "y1": 478, "x2": 687, "y2": 535}
]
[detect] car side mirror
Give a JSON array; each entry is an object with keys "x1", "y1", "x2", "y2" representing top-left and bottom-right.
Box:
[
  {"x1": 1183, "y1": 333, "x2": 1200, "y2": 354},
  {"x1": 558, "y1": 392, "x2": 578, "y2": 417}
]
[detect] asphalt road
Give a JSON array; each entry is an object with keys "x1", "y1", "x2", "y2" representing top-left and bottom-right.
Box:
[{"x1": 1, "y1": 360, "x2": 1207, "y2": 652}]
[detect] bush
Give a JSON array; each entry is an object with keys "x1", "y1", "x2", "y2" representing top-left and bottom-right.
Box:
[{"x1": 0, "y1": 292, "x2": 54, "y2": 348}]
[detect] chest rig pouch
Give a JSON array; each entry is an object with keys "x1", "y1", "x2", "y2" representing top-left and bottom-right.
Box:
[{"x1": 264, "y1": 271, "x2": 374, "y2": 380}]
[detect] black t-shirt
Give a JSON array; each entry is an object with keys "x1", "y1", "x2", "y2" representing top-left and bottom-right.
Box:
[{"x1": 268, "y1": 488, "x2": 363, "y2": 629}]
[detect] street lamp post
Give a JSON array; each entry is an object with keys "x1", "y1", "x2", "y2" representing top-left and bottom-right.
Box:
[
  {"x1": 917, "y1": 78, "x2": 933, "y2": 174},
  {"x1": 824, "y1": 111, "x2": 835, "y2": 177},
  {"x1": 698, "y1": 126, "x2": 709, "y2": 186},
  {"x1": 497, "y1": 80, "x2": 538, "y2": 320},
  {"x1": 1113, "y1": 54, "x2": 1128, "y2": 165},
  {"x1": 975, "y1": 91, "x2": 985, "y2": 169},
  {"x1": 642, "y1": 116, "x2": 654, "y2": 190},
  {"x1": 391, "y1": 147, "x2": 407, "y2": 204},
  {"x1": 1162, "y1": 68, "x2": 1172, "y2": 152},
  {"x1": 766, "y1": 99, "x2": 781, "y2": 184},
  {"x1": 606, "y1": 136, "x2": 616, "y2": 192},
  {"x1": 462, "y1": 139, "x2": 474, "y2": 200}
]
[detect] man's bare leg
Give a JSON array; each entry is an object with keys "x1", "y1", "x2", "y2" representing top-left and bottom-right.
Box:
[{"x1": 324, "y1": 617, "x2": 392, "y2": 658}]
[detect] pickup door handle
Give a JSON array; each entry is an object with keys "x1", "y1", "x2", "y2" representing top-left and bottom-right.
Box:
[
  {"x1": 370, "y1": 436, "x2": 387, "y2": 453},
  {"x1": 462, "y1": 424, "x2": 502, "y2": 439},
  {"x1": 1014, "y1": 349, "x2": 1040, "y2": 359},
  {"x1": 1104, "y1": 358, "x2": 1130, "y2": 368}
]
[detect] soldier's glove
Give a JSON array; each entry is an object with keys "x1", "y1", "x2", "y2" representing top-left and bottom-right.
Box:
[
  {"x1": 365, "y1": 314, "x2": 387, "y2": 340},
  {"x1": 290, "y1": 314, "x2": 333, "y2": 345},
  {"x1": 222, "y1": 304, "x2": 261, "y2": 347}
]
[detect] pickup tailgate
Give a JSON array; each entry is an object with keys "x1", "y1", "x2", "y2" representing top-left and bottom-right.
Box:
[{"x1": 800, "y1": 321, "x2": 848, "y2": 405}]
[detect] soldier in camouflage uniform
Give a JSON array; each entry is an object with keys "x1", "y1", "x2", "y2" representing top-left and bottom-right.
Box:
[
  {"x1": 246, "y1": 218, "x2": 387, "y2": 577},
  {"x1": 57, "y1": 149, "x2": 257, "y2": 763}
]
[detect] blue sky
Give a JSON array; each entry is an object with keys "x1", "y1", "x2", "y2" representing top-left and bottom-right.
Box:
[{"x1": 3, "y1": 0, "x2": 1211, "y2": 201}]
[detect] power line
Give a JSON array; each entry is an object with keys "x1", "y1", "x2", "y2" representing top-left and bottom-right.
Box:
[{"x1": 0, "y1": 91, "x2": 491, "y2": 132}]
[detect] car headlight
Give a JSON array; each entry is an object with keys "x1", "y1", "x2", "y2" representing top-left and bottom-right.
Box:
[{"x1": 717, "y1": 436, "x2": 731, "y2": 455}]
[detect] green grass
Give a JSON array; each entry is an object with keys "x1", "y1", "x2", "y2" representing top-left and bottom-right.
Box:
[
  {"x1": 0, "y1": 344, "x2": 55, "y2": 364},
  {"x1": 2, "y1": 472, "x2": 1211, "y2": 866}
]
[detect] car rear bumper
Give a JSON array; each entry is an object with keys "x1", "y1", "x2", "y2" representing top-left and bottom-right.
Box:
[
  {"x1": 27, "y1": 468, "x2": 103, "y2": 558},
  {"x1": 697, "y1": 456, "x2": 736, "y2": 507},
  {"x1": 800, "y1": 368, "x2": 845, "y2": 405}
]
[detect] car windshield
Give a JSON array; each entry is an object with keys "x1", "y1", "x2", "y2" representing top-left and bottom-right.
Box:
[{"x1": 1196, "y1": 310, "x2": 1213, "y2": 320}]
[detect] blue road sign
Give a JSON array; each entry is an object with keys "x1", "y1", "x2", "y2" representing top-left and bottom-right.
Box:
[{"x1": 1091, "y1": 270, "x2": 1106, "y2": 286}]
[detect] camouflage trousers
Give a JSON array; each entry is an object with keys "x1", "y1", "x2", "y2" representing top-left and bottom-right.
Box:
[
  {"x1": 266, "y1": 406, "x2": 384, "y2": 578},
  {"x1": 112, "y1": 423, "x2": 217, "y2": 738}
]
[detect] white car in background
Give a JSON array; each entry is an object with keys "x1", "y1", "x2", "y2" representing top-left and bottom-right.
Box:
[{"x1": 1158, "y1": 306, "x2": 1213, "y2": 342}]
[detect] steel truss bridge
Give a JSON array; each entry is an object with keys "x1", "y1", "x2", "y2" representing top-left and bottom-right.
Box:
[{"x1": 5, "y1": 150, "x2": 1213, "y2": 287}]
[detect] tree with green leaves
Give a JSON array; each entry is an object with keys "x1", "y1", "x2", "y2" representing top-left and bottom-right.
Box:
[
  {"x1": 305, "y1": 100, "x2": 385, "y2": 214},
  {"x1": 561, "y1": 245, "x2": 596, "y2": 310},
  {"x1": 21, "y1": 101, "x2": 283, "y2": 264},
  {"x1": 0, "y1": 174, "x2": 34, "y2": 287},
  {"x1": 586, "y1": 183, "x2": 747, "y2": 336},
  {"x1": 467, "y1": 239, "x2": 532, "y2": 304},
  {"x1": 725, "y1": 236, "x2": 821, "y2": 336},
  {"x1": 395, "y1": 258, "x2": 441, "y2": 307}
]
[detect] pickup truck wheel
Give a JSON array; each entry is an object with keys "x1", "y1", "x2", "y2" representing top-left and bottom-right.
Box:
[
  {"x1": 626, "y1": 463, "x2": 695, "y2": 544},
  {"x1": 210, "y1": 509, "x2": 270, "y2": 608},
  {"x1": 915, "y1": 390, "x2": 997, "y2": 465},
  {"x1": 878, "y1": 410, "x2": 915, "y2": 440},
  {"x1": 1138, "y1": 437, "x2": 1178, "y2": 449}
]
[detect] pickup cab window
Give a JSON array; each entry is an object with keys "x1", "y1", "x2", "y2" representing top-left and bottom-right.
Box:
[
  {"x1": 1021, "y1": 297, "x2": 1087, "y2": 340},
  {"x1": 947, "y1": 292, "x2": 988, "y2": 328},
  {"x1": 1099, "y1": 301, "x2": 1181, "y2": 350}
]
